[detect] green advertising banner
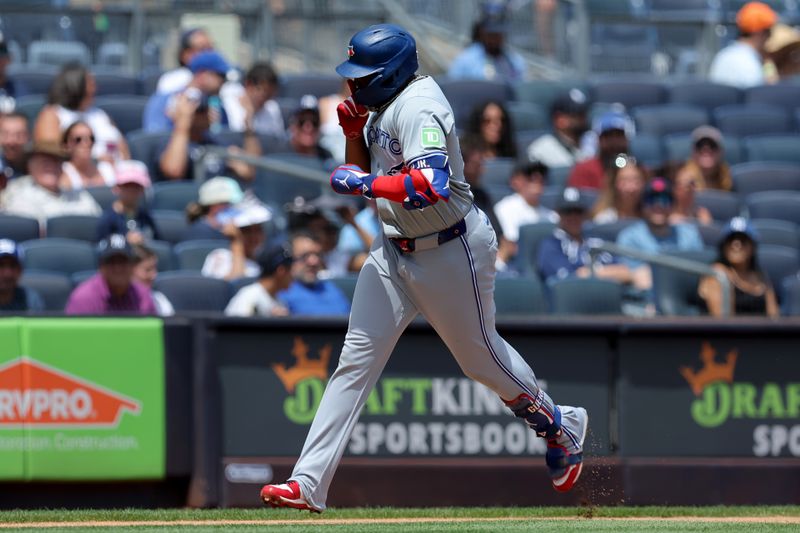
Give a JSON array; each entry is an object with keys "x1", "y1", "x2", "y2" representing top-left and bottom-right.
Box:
[{"x1": 0, "y1": 318, "x2": 165, "y2": 480}]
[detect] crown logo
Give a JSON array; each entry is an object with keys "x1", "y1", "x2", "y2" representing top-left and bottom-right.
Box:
[
  {"x1": 680, "y1": 342, "x2": 738, "y2": 396},
  {"x1": 272, "y1": 337, "x2": 331, "y2": 393}
]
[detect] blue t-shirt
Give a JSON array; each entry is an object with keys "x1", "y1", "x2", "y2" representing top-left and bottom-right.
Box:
[
  {"x1": 536, "y1": 229, "x2": 616, "y2": 283},
  {"x1": 447, "y1": 43, "x2": 526, "y2": 82},
  {"x1": 337, "y1": 207, "x2": 381, "y2": 254},
  {"x1": 616, "y1": 221, "x2": 704, "y2": 269},
  {"x1": 278, "y1": 280, "x2": 351, "y2": 316}
]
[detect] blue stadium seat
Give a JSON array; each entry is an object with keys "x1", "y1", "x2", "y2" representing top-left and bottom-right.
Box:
[
  {"x1": 745, "y1": 84, "x2": 800, "y2": 110},
  {"x1": 494, "y1": 277, "x2": 547, "y2": 315},
  {"x1": 126, "y1": 130, "x2": 172, "y2": 181},
  {"x1": 278, "y1": 73, "x2": 342, "y2": 99},
  {"x1": 329, "y1": 276, "x2": 358, "y2": 304},
  {"x1": 549, "y1": 277, "x2": 623, "y2": 315},
  {"x1": 173, "y1": 240, "x2": 228, "y2": 271},
  {"x1": 252, "y1": 153, "x2": 328, "y2": 207},
  {"x1": 6, "y1": 65, "x2": 57, "y2": 94},
  {"x1": 153, "y1": 271, "x2": 232, "y2": 312},
  {"x1": 584, "y1": 219, "x2": 639, "y2": 242},
  {"x1": 590, "y1": 79, "x2": 667, "y2": 108},
  {"x1": 589, "y1": 26, "x2": 658, "y2": 73},
  {"x1": 698, "y1": 221, "x2": 723, "y2": 247},
  {"x1": 629, "y1": 134, "x2": 665, "y2": 168},
  {"x1": 511, "y1": 80, "x2": 591, "y2": 111},
  {"x1": 151, "y1": 210, "x2": 190, "y2": 245},
  {"x1": 515, "y1": 222, "x2": 558, "y2": 276},
  {"x1": 743, "y1": 135, "x2": 800, "y2": 164},
  {"x1": 45, "y1": 215, "x2": 100, "y2": 242},
  {"x1": 651, "y1": 249, "x2": 715, "y2": 316},
  {"x1": 20, "y1": 238, "x2": 97, "y2": 275},
  {"x1": 668, "y1": 81, "x2": 742, "y2": 110},
  {"x1": 751, "y1": 219, "x2": 800, "y2": 249},
  {"x1": 0, "y1": 215, "x2": 40, "y2": 242},
  {"x1": 85, "y1": 186, "x2": 116, "y2": 211},
  {"x1": 14, "y1": 94, "x2": 47, "y2": 127},
  {"x1": 96, "y1": 42, "x2": 129, "y2": 70},
  {"x1": 149, "y1": 181, "x2": 199, "y2": 212},
  {"x1": 632, "y1": 105, "x2": 708, "y2": 136},
  {"x1": 757, "y1": 245, "x2": 800, "y2": 293},
  {"x1": 71, "y1": 269, "x2": 96, "y2": 287},
  {"x1": 712, "y1": 105, "x2": 793, "y2": 136},
  {"x1": 746, "y1": 191, "x2": 800, "y2": 225},
  {"x1": 27, "y1": 40, "x2": 91, "y2": 67},
  {"x1": 19, "y1": 271, "x2": 72, "y2": 311},
  {"x1": 93, "y1": 72, "x2": 140, "y2": 96},
  {"x1": 95, "y1": 95, "x2": 147, "y2": 135},
  {"x1": 506, "y1": 101, "x2": 548, "y2": 132},
  {"x1": 731, "y1": 162, "x2": 800, "y2": 196},
  {"x1": 695, "y1": 190, "x2": 742, "y2": 222},
  {"x1": 437, "y1": 78, "x2": 515, "y2": 125},
  {"x1": 781, "y1": 275, "x2": 800, "y2": 316},
  {"x1": 478, "y1": 157, "x2": 516, "y2": 191},
  {"x1": 148, "y1": 240, "x2": 176, "y2": 272},
  {"x1": 663, "y1": 133, "x2": 745, "y2": 165},
  {"x1": 139, "y1": 68, "x2": 163, "y2": 96}
]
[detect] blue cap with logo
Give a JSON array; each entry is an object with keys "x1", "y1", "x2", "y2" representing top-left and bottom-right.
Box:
[
  {"x1": 189, "y1": 50, "x2": 230, "y2": 76},
  {"x1": 721, "y1": 216, "x2": 759, "y2": 243},
  {"x1": 257, "y1": 243, "x2": 293, "y2": 277},
  {"x1": 593, "y1": 108, "x2": 635, "y2": 137},
  {"x1": 0, "y1": 239, "x2": 22, "y2": 263},
  {"x1": 96, "y1": 234, "x2": 134, "y2": 263}
]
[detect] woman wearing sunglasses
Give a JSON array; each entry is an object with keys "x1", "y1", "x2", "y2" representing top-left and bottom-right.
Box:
[{"x1": 59, "y1": 120, "x2": 115, "y2": 191}]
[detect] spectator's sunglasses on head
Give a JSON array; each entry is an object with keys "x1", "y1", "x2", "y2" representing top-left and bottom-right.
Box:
[
  {"x1": 613, "y1": 153, "x2": 636, "y2": 169},
  {"x1": 694, "y1": 138, "x2": 719, "y2": 152},
  {"x1": 68, "y1": 133, "x2": 95, "y2": 146}
]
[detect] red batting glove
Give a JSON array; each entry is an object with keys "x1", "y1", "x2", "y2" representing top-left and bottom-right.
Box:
[{"x1": 337, "y1": 97, "x2": 369, "y2": 141}]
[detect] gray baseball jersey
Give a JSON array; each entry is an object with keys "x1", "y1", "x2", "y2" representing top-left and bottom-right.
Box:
[{"x1": 288, "y1": 76, "x2": 586, "y2": 511}]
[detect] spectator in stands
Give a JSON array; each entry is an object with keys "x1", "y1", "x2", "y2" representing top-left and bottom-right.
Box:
[
  {"x1": 65, "y1": 234, "x2": 156, "y2": 315},
  {"x1": 226, "y1": 61, "x2": 285, "y2": 139},
  {"x1": 0, "y1": 140, "x2": 101, "y2": 223},
  {"x1": 677, "y1": 126, "x2": 732, "y2": 192},
  {"x1": 699, "y1": 217, "x2": 779, "y2": 317},
  {"x1": 494, "y1": 161, "x2": 558, "y2": 265},
  {"x1": 184, "y1": 176, "x2": 244, "y2": 240},
  {"x1": 96, "y1": 160, "x2": 159, "y2": 244},
  {"x1": 526, "y1": 88, "x2": 591, "y2": 168},
  {"x1": 669, "y1": 165, "x2": 713, "y2": 227},
  {"x1": 766, "y1": 23, "x2": 800, "y2": 80},
  {"x1": 537, "y1": 187, "x2": 631, "y2": 285},
  {"x1": 145, "y1": 50, "x2": 231, "y2": 134},
  {"x1": 155, "y1": 28, "x2": 214, "y2": 95},
  {"x1": 709, "y1": 1, "x2": 777, "y2": 88},
  {"x1": 567, "y1": 109, "x2": 633, "y2": 191},
  {"x1": 0, "y1": 112, "x2": 29, "y2": 181},
  {"x1": 461, "y1": 100, "x2": 517, "y2": 160},
  {"x1": 131, "y1": 244, "x2": 174, "y2": 317},
  {"x1": 157, "y1": 87, "x2": 261, "y2": 182},
  {"x1": 202, "y1": 203, "x2": 270, "y2": 281},
  {"x1": 225, "y1": 244, "x2": 294, "y2": 317},
  {"x1": 448, "y1": 1, "x2": 526, "y2": 82},
  {"x1": 616, "y1": 177, "x2": 704, "y2": 291},
  {"x1": 34, "y1": 63, "x2": 130, "y2": 162},
  {"x1": 591, "y1": 154, "x2": 646, "y2": 224},
  {"x1": 0, "y1": 239, "x2": 44, "y2": 313},
  {"x1": 335, "y1": 200, "x2": 380, "y2": 274},
  {"x1": 287, "y1": 95, "x2": 334, "y2": 165},
  {"x1": 0, "y1": 37, "x2": 29, "y2": 101},
  {"x1": 59, "y1": 121, "x2": 115, "y2": 190},
  {"x1": 319, "y1": 79, "x2": 349, "y2": 164},
  {"x1": 278, "y1": 231, "x2": 351, "y2": 316}
]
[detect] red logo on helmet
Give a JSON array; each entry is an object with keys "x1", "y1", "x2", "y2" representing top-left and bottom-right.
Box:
[{"x1": 347, "y1": 45, "x2": 355, "y2": 58}]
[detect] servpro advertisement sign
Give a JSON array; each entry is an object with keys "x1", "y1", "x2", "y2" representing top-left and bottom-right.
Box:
[
  {"x1": 619, "y1": 337, "x2": 800, "y2": 457},
  {"x1": 0, "y1": 318, "x2": 165, "y2": 480}
]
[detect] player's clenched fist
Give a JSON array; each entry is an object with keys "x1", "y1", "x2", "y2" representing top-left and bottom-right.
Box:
[
  {"x1": 337, "y1": 97, "x2": 369, "y2": 140},
  {"x1": 402, "y1": 169, "x2": 440, "y2": 210},
  {"x1": 330, "y1": 164, "x2": 376, "y2": 198}
]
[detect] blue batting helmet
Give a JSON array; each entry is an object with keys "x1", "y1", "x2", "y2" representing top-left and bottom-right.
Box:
[{"x1": 335, "y1": 24, "x2": 418, "y2": 108}]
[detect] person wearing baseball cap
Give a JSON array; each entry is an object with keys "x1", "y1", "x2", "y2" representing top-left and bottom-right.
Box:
[
  {"x1": 201, "y1": 202, "x2": 271, "y2": 281},
  {"x1": 674, "y1": 125, "x2": 732, "y2": 197},
  {"x1": 155, "y1": 28, "x2": 214, "y2": 95},
  {"x1": 709, "y1": 1, "x2": 777, "y2": 88},
  {"x1": 96, "y1": 160, "x2": 160, "y2": 244},
  {"x1": 567, "y1": 107, "x2": 634, "y2": 191},
  {"x1": 617, "y1": 176, "x2": 704, "y2": 290},
  {"x1": 0, "y1": 239, "x2": 44, "y2": 313},
  {"x1": 526, "y1": 87, "x2": 591, "y2": 168},
  {"x1": 183, "y1": 176, "x2": 244, "y2": 240},
  {"x1": 288, "y1": 95, "x2": 334, "y2": 163},
  {"x1": 225, "y1": 243, "x2": 294, "y2": 317},
  {"x1": 65, "y1": 234, "x2": 156, "y2": 315},
  {"x1": 698, "y1": 216, "x2": 779, "y2": 317}
]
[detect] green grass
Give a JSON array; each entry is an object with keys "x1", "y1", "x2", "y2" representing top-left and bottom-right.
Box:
[{"x1": 0, "y1": 506, "x2": 797, "y2": 533}]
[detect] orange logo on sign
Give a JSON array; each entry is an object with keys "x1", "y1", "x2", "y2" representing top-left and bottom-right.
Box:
[
  {"x1": 680, "y1": 342, "x2": 738, "y2": 396},
  {"x1": 272, "y1": 337, "x2": 331, "y2": 393},
  {"x1": 0, "y1": 357, "x2": 141, "y2": 428}
]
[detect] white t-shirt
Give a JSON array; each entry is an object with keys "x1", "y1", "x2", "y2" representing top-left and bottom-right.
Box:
[
  {"x1": 225, "y1": 282, "x2": 286, "y2": 317},
  {"x1": 201, "y1": 248, "x2": 260, "y2": 279},
  {"x1": 526, "y1": 133, "x2": 584, "y2": 169},
  {"x1": 493, "y1": 193, "x2": 559, "y2": 242},
  {"x1": 709, "y1": 41, "x2": 765, "y2": 88},
  {"x1": 55, "y1": 106, "x2": 124, "y2": 161},
  {"x1": 62, "y1": 161, "x2": 116, "y2": 190},
  {"x1": 223, "y1": 83, "x2": 286, "y2": 138}
]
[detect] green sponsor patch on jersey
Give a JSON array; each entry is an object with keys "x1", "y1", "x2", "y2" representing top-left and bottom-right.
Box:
[{"x1": 421, "y1": 127, "x2": 443, "y2": 147}]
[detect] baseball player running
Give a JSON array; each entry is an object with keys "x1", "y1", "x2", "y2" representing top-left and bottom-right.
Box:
[{"x1": 261, "y1": 23, "x2": 587, "y2": 512}]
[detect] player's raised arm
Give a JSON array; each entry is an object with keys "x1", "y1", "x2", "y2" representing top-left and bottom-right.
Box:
[{"x1": 336, "y1": 94, "x2": 371, "y2": 170}]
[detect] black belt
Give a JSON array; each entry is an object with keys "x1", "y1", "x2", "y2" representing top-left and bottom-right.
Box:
[{"x1": 390, "y1": 218, "x2": 467, "y2": 253}]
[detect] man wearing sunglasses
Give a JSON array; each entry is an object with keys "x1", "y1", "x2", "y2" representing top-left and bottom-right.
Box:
[
  {"x1": 287, "y1": 95, "x2": 334, "y2": 164},
  {"x1": 710, "y1": 1, "x2": 777, "y2": 88}
]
